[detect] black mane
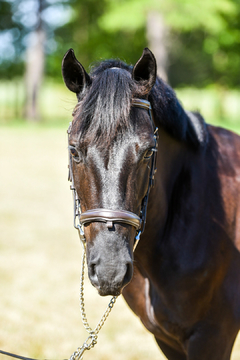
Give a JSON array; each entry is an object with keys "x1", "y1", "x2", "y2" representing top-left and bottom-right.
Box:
[
  {"x1": 149, "y1": 78, "x2": 208, "y2": 148},
  {"x1": 73, "y1": 59, "x2": 208, "y2": 149}
]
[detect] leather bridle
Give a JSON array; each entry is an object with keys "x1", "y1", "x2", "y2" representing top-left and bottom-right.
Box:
[{"x1": 68, "y1": 98, "x2": 158, "y2": 250}]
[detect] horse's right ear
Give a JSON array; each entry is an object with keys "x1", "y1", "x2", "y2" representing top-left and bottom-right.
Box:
[{"x1": 62, "y1": 49, "x2": 91, "y2": 94}]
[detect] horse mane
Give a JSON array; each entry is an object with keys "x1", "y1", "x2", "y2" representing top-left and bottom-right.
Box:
[
  {"x1": 73, "y1": 59, "x2": 208, "y2": 149},
  {"x1": 148, "y1": 78, "x2": 208, "y2": 149}
]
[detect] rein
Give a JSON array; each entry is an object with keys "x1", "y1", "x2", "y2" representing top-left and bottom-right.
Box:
[{"x1": 0, "y1": 351, "x2": 41, "y2": 360}]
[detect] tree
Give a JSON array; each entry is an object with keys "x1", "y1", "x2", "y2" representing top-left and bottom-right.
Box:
[
  {"x1": 52, "y1": 0, "x2": 147, "y2": 77},
  {"x1": 0, "y1": 0, "x2": 74, "y2": 120},
  {"x1": 99, "y1": 0, "x2": 240, "y2": 87},
  {"x1": 0, "y1": 0, "x2": 25, "y2": 78},
  {"x1": 24, "y1": 0, "x2": 46, "y2": 120}
]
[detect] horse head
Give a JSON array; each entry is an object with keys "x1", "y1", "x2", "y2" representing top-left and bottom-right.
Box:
[{"x1": 62, "y1": 48, "x2": 157, "y2": 296}]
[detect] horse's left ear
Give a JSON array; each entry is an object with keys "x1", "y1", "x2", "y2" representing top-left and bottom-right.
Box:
[
  {"x1": 62, "y1": 48, "x2": 91, "y2": 94},
  {"x1": 132, "y1": 48, "x2": 157, "y2": 92}
]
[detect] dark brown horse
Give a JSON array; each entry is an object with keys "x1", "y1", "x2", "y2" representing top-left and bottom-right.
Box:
[{"x1": 62, "y1": 48, "x2": 240, "y2": 360}]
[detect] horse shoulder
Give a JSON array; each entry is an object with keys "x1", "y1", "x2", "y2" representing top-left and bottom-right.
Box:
[{"x1": 208, "y1": 125, "x2": 240, "y2": 252}]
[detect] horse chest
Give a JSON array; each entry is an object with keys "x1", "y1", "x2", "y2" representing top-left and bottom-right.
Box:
[
  {"x1": 124, "y1": 258, "x2": 218, "y2": 345},
  {"x1": 123, "y1": 275, "x2": 191, "y2": 351}
]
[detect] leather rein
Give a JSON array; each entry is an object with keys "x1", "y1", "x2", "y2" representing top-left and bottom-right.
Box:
[{"x1": 68, "y1": 98, "x2": 158, "y2": 250}]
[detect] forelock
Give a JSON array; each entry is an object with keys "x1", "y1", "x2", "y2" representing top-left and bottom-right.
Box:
[{"x1": 73, "y1": 65, "x2": 136, "y2": 147}]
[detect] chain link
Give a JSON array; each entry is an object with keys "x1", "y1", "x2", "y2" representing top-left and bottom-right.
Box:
[{"x1": 68, "y1": 233, "x2": 118, "y2": 360}]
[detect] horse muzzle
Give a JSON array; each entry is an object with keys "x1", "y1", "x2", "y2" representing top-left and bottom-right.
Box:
[
  {"x1": 88, "y1": 257, "x2": 133, "y2": 296},
  {"x1": 80, "y1": 208, "x2": 140, "y2": 296},
  {"x1": 87, "y1": 230, "x2": 134, "y2": 296}
]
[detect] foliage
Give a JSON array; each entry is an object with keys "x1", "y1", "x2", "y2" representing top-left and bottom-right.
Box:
[
  {"x1": 50, "y1": 0, "x2": 146, "y2": 77},
  {"x1": 100, "y1": 0, "x2": 237, "y2": 34},
  {"x1": 99, "y1": 0, "x2": 240, "y2": 88},
  {"x1": 0, "y1": 0, "x2": 73, "y2": 79},
  {"x1": 0, "y1": 0, "x2": 239, "y2": 87},
  {"x1": 0, "y1": 0, "x2": 25, "y2": 77}
]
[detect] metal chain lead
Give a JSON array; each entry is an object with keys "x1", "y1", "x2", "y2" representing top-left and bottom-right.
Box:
[{"x1": 68, "y1": 230, "x2": 118, "y2": 360}]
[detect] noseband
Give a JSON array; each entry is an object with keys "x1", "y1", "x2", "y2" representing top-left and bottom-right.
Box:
[{"x1": 68, "y1": 98, "x2": 158, "y2": 250}]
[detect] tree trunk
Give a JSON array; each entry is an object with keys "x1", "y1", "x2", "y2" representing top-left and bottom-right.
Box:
[
  {"x1": 24, "y1": 28, "x2": 45, "y2": 121},
  {"x1": 24, "y1": 0, "x2": 45, "y2": 121},
  {"x1": 146, "y1": 12, "x2": 169, "y2": 82}
]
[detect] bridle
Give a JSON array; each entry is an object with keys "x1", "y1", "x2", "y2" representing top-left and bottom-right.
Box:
[{"x1": 68, "y1": 98, "x2": 158, "y2": 251}]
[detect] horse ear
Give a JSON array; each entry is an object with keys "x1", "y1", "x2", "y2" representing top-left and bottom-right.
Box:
[
  {"x1": 62, "y1": 49, "x2": 91, "y2": 94},
  {"x1": 132, "y1": 48, "x2": 157, "y2": 91}
]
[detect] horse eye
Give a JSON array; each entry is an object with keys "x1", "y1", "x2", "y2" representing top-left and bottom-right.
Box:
[
  {"x1": 144, "y1": 149, "x2": 154, "y2": 159},
  {"x1": 69, "y1": 146, "x2": 80, "y2": 161}
]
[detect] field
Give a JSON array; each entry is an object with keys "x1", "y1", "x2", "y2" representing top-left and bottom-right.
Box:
[{"x1": 0, "y1": 125, "x2": 240, "y2": 360}]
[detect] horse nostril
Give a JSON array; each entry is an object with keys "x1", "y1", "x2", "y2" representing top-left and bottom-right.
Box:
[
  {"x1": 90, "y1": 263, "x2": 96, "y2": 277},
  {"x1": 122, "y1": 262, "x2": 133, "y2": 288},
  {"x1": 89, "y1": 262, "x2": 99, "y2": 286}
]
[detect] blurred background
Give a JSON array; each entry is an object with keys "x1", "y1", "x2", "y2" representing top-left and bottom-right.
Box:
[
  {"x1": 0, "y1": 1, "x2": 240, "y2": 359},
  {"x1": 0, "y1": 0, "x2": 240, "y2": 127}
]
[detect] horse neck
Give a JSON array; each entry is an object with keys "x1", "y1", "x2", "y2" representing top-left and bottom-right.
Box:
[{"x1": 141, "y1": 127, "x2": 204, "y2": 251}]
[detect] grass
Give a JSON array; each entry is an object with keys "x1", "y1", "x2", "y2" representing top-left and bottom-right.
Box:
[
  {"x1": 1, "y1": 123, "x2": 240, "y2": 359},
  {"x1": 0, "y1": 127, "x2": 162, "y2": 360}
]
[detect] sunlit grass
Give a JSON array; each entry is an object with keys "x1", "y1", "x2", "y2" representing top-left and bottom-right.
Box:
[
  {"x1": 0, "y1": 125, "x2": 240, "y2": 360},
  {"x1": 0, "y1": 127, "x2": 162, "y2": 360}
]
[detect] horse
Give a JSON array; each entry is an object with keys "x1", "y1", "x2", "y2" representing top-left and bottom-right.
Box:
[{"x1": 62, "y1": 47, "x2": 240, "y2": 360}]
